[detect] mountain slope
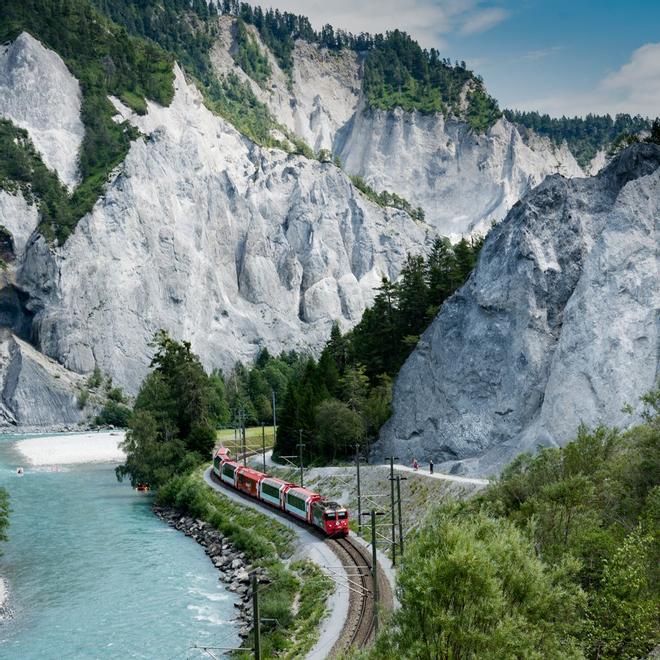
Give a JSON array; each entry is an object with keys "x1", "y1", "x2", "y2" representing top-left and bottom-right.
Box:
[
  {"x1": 376, "y1": 143, "x2": 660, "y2": 475},
  {"x1": 2, "y1": 36, "x2": 429, "y2": 403}
]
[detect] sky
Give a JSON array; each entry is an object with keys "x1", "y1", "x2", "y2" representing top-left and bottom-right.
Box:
[{"x1": 258, "y1": 0, "x2": 660, "y2": 118}]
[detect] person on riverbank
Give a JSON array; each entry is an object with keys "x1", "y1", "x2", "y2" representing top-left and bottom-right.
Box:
[
  {"x1": 429, "y1": 460, "x2": 434, "y2": 474},
  {"x1": 412, "y1": 458, "x2": 419, "y2": 471}
]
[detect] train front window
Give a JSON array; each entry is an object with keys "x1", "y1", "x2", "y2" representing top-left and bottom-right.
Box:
[
  {"x1": 337, "y1": 511, "x2": 347, "y2": 519},
  {"x1": 324, "y1": 512, "x2": 337, "y2": 521}
]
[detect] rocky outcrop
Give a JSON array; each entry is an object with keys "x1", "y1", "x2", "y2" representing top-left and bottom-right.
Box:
[
  {"x1": 2, "y1": 42, "x2": 429, "y2": 394},
  {"x1": 376, "y1": 143, "x2": 660, "y2": 476},
  {"x1": 0, "y1": 32, "x2": 83, "y2": 190},
  {"x1": 0, "y1": 329, "x2": 86, "y2": 426}
]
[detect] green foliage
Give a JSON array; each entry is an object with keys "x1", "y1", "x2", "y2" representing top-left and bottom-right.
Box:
[
  {"x1": 371, "y1": 507, "x2": 585, "y2": 659},
  {"x1": 94, "y1": 400, "x2": 132, "y2": 427},
  {"x1": 275, "y1": 237, "x2": 483, "y2": 462},
  {"x1": 234, "y1": 18, "x2": 271, "y2": 87},
  {"x1": 362, "y1": 31, "x2": 500, "y2": 130},
  {"x1": 76, "y1": 388, "x2": 89, "y2": 410},
  {"x1": 350, "y1": 176, "x2": 425, "y2": 221},
  {"x1": 473, "y1": 394, "x2": 660, "y2": 659},
  {"x1": 0, "y1": 0, "x2": 175, "y2": 243},
  {"x1": 503, "y1": 110, "x2": 653, "y2": 169},
  {"x1": 115, "y1": 330, "x2": 221, "y2": 487},
  {"x1": 87, "y1": 365, "x2": 103, "y2": 389}
]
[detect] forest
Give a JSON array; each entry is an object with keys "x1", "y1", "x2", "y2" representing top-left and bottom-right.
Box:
[{"x1": 504, "y1": 110, "x2": 652, "y2": 169}]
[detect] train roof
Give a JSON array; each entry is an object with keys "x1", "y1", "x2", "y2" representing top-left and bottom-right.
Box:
[
  {"x1": 287, "y1": 486, "x2": 321, "y2": 499},
  {"x1": 262, "y1": 476, "x2": 293, "y2": 487},
  {"x1": 236, "y1": 466, "x2": 267, "y2": 480}
]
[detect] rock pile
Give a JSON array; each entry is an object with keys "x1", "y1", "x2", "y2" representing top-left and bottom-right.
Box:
[{"x1": 153, "y1": 506, "x2": 269, "y2": 638}]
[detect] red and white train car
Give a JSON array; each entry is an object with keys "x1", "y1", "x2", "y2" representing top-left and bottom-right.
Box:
[{"x1": 212, "y1": 448, "x2": 349, "y2": 537}]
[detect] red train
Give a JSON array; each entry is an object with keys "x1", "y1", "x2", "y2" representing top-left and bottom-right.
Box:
[{"x1": 212, "y1": 447, "x2": 349, "y2": 537}]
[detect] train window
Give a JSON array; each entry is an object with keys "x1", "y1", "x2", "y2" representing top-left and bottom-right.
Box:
[
  {"x1": 287, "y1": 494, "x2": 305, "y2": 510},
  {"x1": 222, "y1": 464, "x2": 235, "y2": 477},
  {"x1": 337, "y1": 511, "x2": 347, "y2": 519},
  {"x1": 324, "y1": 512, "x2": 337, "y2": 521},
  {"x1": 262, "y1": 483, "x2": 280, "y2": 499}
]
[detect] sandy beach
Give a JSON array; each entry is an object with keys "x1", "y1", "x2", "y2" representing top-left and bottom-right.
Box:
[{"x1": 14, "y1": 432, "x2": 126, "y2": 466}]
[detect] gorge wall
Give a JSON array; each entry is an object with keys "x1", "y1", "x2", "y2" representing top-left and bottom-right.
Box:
[{"x1": 376, "y1": 143, "x2": 660, "y2": 476}]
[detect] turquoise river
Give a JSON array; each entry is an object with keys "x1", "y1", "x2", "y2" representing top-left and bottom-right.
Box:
[{"x1": 0, "y1": 433, "x2": 240, "y2": 659}]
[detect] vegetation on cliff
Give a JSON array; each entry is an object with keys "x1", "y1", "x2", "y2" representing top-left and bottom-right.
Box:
[
  {"x1": 365, "y1": 391, "x2": 660, "y2": 659},
  {"x1": 504, "y1": 110, "x2": 653, "y2": 169},
  {"x1": 0, "y1": 0, "x2": 174, "y2": 243}
]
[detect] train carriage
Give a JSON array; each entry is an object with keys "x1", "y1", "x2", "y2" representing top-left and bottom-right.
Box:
[
  {"x1": 219, "y1": 459, "x2": 240, "y2": 487},
  {"x1": 284, "y1": 487, "x2": 321, "y2": 523},
  {"x1": 259, "y1": 477, "x2": 291, "y2": 508},
  {"x1": 235, "y1": 466, "x2": 265, "y2": 498}
]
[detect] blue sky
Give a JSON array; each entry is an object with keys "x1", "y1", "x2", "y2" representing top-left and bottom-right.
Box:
[{"x1": 263, "y1": 0, "x2": 660, "y2": 117}]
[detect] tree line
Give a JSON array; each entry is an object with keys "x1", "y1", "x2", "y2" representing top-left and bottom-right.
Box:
[{"x1": 504, "y1": 109, "x2": 653, "y2": 169}]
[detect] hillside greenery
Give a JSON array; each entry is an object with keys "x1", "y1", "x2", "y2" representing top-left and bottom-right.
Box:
[
  {"x1": 94, "y1": 0, "x2": 500, "y2": 131},
  {"x1": 233, "y1": 18, "x2": 271, "y2": 87},
  {"x1": 350, "y1": 176, "x2": 425, "y2": 222},
  {"x1": 367, "y1": 391, "x2": 660, "y2": 659},
  {"x1": 504, "y1": 110, "x2": 653, "y2": 169},
  {"x1": 274, "y1": 237, "x2": 483, "y2": 463},
  {"x1": 0, "y1": 0, "x2": 174, "y2": 243}
]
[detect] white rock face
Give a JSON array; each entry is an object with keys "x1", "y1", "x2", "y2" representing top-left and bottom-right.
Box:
[
  {"x1": 0, "y1": 330, "x2": 86, "y2": 426},
  {"x1": 0, "y1": 191, "x2": 39, "y2": 256},
  {"x1": 0, "y1": 32, "x2": 84, "y2": 190},
  {"x1": 18, "y1": 67, "x2": 430, "y2": 393},
  {"x1": 335, "y1": 110, "x2": 584, "y2": 237},
  {"x1": 208, "y1": 21, "x2": 583, "y2": 236},
  {"x1": 376, "y1": 144, "x2": 660, "y2": 476}
]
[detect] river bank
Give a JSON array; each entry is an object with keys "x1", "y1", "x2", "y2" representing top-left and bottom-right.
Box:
[{"x1": 153, "y1": 506, "x2": 268, "y2": 638}]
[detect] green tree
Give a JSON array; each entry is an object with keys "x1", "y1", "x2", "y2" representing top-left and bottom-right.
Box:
[
  {"x1": 314, "y1": 399, "x2": 363, "y2": 460},
  {"x1": 371, "y1": 508, "x2": 585, "y2": 659},
  {"x1": 586, "y1": 528, "x2": 658, "y2": 659},
  {"x1": 115, "y1": 330, "x2": 218, "y2": 487}
]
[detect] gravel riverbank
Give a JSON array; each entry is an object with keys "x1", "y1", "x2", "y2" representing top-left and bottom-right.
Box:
[{"x1": 153, "y1": 506, "x2": 267, "y2": 638}]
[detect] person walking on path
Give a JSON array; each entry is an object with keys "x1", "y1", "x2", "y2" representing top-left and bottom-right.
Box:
[
  {"x1": 429, "y1": 459, "x2": 434, "y2": 474},
  {"x1": 412, "y1": 458, "x2": 419, "y2": 471}
]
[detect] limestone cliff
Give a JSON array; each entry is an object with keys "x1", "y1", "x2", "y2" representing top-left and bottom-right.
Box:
[
  {"x1": 209, "y1": 18, "x2": 584, "y2": 236},
  {"x1": 0, "y1": 35, "x2": 431, "y2": 402},
  {"x1": 376, "y1": 143, "x2": 660, "y2": 476}
]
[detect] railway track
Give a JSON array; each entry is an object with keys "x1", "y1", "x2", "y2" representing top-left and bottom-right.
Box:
[
  {"x1": 327, "y1": 535, "x2": 376, "y2": 654},
  {"x1": 208, "y1": 466, "x2": 390, "y2": 655}
]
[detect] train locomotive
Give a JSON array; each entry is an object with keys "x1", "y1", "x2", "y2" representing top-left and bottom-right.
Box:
[{"x1": 212, "y1": 447, "x2": 349, "y2": 537}]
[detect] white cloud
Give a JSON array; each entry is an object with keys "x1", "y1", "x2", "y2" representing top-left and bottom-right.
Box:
[
  {"x1": 512, "y1": 43, "x2": 660, "y2": 117},
  {"x1": 517, "y1": 46, "x2": 562, "y2": 62},
  {"x1": 257, "y1": 1, "x2": 510, "y2": 50},
  {"x1": 459, "y1": 7, "x2": 509, "y2": 36}
]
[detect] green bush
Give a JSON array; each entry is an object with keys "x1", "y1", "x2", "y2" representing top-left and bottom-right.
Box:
[
  {"x1": 234, "y1": 18, "x2": 271, "y2": 87},
  {"x1": 95, "y1": 400, "x2": 131, "y2": 427}
]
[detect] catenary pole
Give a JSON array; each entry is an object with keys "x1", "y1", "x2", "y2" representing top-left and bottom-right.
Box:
[
  {"x1": 362, "y1": 509, "x2": 384, "y2": 634},
  {"x1": 355, "y1": 442, "x2": 362, "y2": 534},
  {"x1": 298, "y1": 430, "x2": 304, "y2": 487},
  {"x1": 387, "y1": 456, "x2": 399, "y2": 566},
  {"x1": 395, "y1": 475, "x2": 407, "y2": 557},
  {"x1": 261, "y1": 422, "x2": 267, "y2": 473},
  {"x1": 251, "y1": 572, "x2": 261, "y2": 660}
]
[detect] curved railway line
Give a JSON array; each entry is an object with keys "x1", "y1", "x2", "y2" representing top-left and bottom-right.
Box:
[{"x1": 208, "y1": 468, "x2": 391, "y2": 656}]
